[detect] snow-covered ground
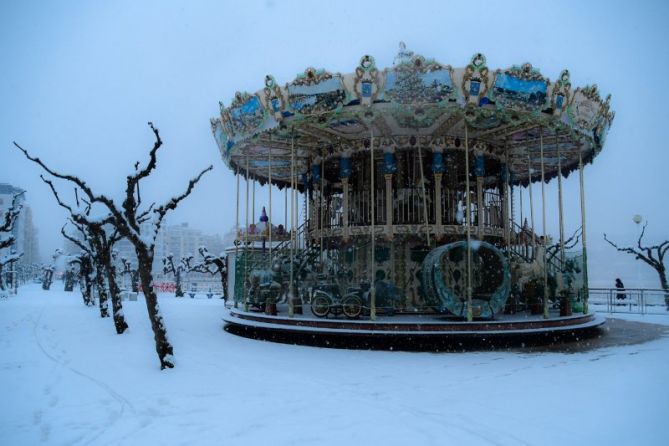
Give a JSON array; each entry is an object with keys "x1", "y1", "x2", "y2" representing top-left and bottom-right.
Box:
[{"x1": 1, "y1": 285, "x2": 667, "y2": 446}]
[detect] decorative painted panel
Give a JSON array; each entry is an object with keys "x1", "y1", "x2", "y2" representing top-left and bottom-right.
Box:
[
  {"x1": 492, "y1": 64, "x2": 547, "y2": 111},
  {"x1": 287, "y1": 68, "x2": 347, "y2": 115}
]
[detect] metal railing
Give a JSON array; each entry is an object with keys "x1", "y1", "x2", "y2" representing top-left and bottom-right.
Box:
[{"x1": 588, "y1": 288, "x2": 669, "y2": 315}]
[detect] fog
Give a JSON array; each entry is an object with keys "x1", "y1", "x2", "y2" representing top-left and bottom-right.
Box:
[{"x1": 1, "y1": 0, "x2": 667, "y2": 287}]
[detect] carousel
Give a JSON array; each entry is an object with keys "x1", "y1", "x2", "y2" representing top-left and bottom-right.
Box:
[{"x1": 211, "y1": 44, "x2": 613, "y2": 347}]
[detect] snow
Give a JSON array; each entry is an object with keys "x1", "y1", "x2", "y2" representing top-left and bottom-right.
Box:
[{"x1": 1, "y1": 284, "x2": 668, "y2": 446}]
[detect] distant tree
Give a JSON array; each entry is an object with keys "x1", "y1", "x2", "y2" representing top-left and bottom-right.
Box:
[
  {"x1": 191, "y1": 246, "x2": 228, "y2": 300},
  {"x1": 0, "y1": 192, "x2": 23, "y2": 293},
  {"x1": 604, "y1": 222, "x2": 669, "y2": 310},
  {"x1": 42, "y1": 249, "x2": 62, "y2": 290},
  {"x1": 15, "y1": 122, "x2": 211, "y2": 369},
  {"x1": 120, "y1": 257, "x2": 139, "y2": 293},
  {"x1": 63, "y1": 265, "x2": 76, "y2": 292},
  {"x1": 61, "y1": 216, "x2": 128, "y2": 334},
  {"x1": 162, "y1": 254, "x2": 185, "y2": 297},
  {"x1": 66, "y1": 248, "x2": 95, "y2": 306}
]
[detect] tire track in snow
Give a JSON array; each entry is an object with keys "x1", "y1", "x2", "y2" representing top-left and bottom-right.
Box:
[{"x1": 31, "y1": 305, "x2": 136, "y2": 445}]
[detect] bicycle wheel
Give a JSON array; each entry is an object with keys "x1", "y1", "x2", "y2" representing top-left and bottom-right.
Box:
[
  {"x1": 342, "y1": 294, "x2": 362, "y2": 319},
  {"x1": 310, "y1": 292, "x2": 331, "y2": 318}
]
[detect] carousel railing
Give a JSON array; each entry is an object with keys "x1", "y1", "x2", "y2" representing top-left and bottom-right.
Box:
[
  {"x1": 321, "y1": 187, "x2": 505, "y2": 232},
  {"x1": 393, "y1": 187, "x2": 434, "y2": 225},
  {"x1": 588, "y1": 288, "x2": 669, "y2": 314},
  {"x1": 481, "y1": 191, "x2": 503, "y2": 228}
]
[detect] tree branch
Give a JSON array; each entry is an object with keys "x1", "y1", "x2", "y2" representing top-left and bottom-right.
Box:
[
  {"x1": 61, "y1": 223, "x2": 92, "y2": 256},
  {"x1": 604, "y1": 232, "x2": 659, "y2": 269},
  {"x1": 153, "y1": 165, "x2": 213, "y2": 228},
  {"x1": 14, "y1": 141, "x2": 130, "y2": 236},
  {"x1": 123, "y1": 122, "x2": 163, "y2": 231},
  {"x1": 0, "y1": 191, "x2": 23, "y2": 233}
]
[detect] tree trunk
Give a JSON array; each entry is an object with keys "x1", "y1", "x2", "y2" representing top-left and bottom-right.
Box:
[
  {"x1": 104, "y1": 260, "x2": 128, "y2": 334},
  {"x1": 0, "y1": 263, "x2": 5, "y2": 291},
  {"x1": 79, "y1": 272, "x2": 92, "y2": 305},
  {"x1": 42, "y1": 270, "x2": 52, "y2": 290},
  {"x1": 131, "y1": 270, "x2": 139, "y2": 292},
  {"x1": 659, "y1": 267, "x2": 669, "y2": 311},
  {"x1": 94, "y1": 263, "x2": 110, "y2": 318},
  {"x1": 80, "y1": 258, "x2": 94, "y2": 306},
  {"x1": 137, "y1": 249, "x2": 174, "y2": 369},
  {"x1": 175, "y1": 269, "x2": 183, "y2": 297}
]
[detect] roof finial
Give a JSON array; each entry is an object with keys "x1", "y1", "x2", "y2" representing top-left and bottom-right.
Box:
[{"x1": 394, "y1": 41, "x2": 414, "y2": 66}]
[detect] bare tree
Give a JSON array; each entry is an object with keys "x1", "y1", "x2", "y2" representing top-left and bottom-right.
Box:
[
  {"x1": 162, "y1": 254, "x2": 185, "y2": 297},
  {"x1": 546, "y1": 227, "x2": 582, "y2": 266},
  {"x1": 66, "y1": 248, "x2": 95, "y2": 306},
  {"x1": 62, "y1": 217, "x2": 128, "y2": 333},
  {"x1": 0, "y1": 192, "x2": 24, "y2": 292},
  {"x1": 88, "y1": 224, "x2": 127, "y2": 333},
  {"x1": 604, "y1": 222, "x2": 669, "y2": 309},
  {"x1": 191, "y1": 246, "x2": 228, "y2": 300},
  {"x1": 120, "y1": 257, "x2": 139, "y2": 293},
  {"x1": 14, "y1": 123, "x2": 212, "y2": 369},
  {"x1": 41, "y1": 249, "x2": 62, "y2": 290}
]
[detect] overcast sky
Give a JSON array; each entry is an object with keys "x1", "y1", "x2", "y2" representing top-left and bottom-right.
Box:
[{"x1": 1, "y1": 0, "x2": 668, "y2": 287}]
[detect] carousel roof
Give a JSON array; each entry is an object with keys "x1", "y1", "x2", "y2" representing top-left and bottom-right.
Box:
[{"x1": 210, "y1": 44, "x2": 614, "y2": 188}]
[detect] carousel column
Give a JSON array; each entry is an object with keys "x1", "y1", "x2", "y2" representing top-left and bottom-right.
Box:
[
  {"x1": 540, "y1": 131, "x2": 549, "y2": 319},
  {"x1": 302, "y1": 173, "x2": 309, "y2": 241},
  {"x1": 234, "y1": 171, "x2": 240, "y2": 308},
  {"x1": 320, "y1": 159, "x2": 325, "y2": 268},
  {"x1": 294, "y1": 174, "x2": 305, "y2": 315},
  {"x1": 501, "y1": 160, "x2": 510, "y2": 252},
  {"x1": 244, "y1": 157, "x2": 250, "y2": 313},
  {"x1": 312, "y1": 158, "x2": 323, "y2": 270},
  {"x1": 288, "y1": 132, "x2": 296, "y2": 317},
  {"x1": 527, "y1": 153, "x2": 536, "y2": 260},
  {"x1": 383, "y1": 148, "x2": 397, "y2": 238},
  {"x1": 286, "y1": 132, "x2": 296, "y2": 317},
  {"x1": 556, "y1": 133, "x2": 565, "y2": 270},
  {"x1": 340, "y1": 155, "x2": 351, "y2": 240},
  {"x1": 579, "y1": 148, "x2": 589, "y2": 314},
  {"x1": 370, "y1": 133, "x2": 376, "y2": 321},
  {"x1": 474, "y1": 151, "x2": 485, "y2": 238},
  {"x1": 465, "y1": 125, "x2": 473, "y2": 322},
  {"x1": 432, "y1": 147, "x2": 445, "y2": 238},
  {"x1": 268, "y1": 147, "x2": 273, "y2": 262}
]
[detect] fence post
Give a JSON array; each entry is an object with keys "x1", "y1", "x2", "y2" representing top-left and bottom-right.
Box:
[{"x1": 608, "y1": 288, "x2": 613, "y2": 313}]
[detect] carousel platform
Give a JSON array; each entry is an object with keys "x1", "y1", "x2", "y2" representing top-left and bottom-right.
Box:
[{"x1": 222, "y1": 305, "x2": 606, "y2": 350}]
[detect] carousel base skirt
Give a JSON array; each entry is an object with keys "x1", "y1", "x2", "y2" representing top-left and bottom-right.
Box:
[{"x1": 222, "y1": 306, "x2": 606, "y2": 351}]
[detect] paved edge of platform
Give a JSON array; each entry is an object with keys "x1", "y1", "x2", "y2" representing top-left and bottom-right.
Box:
[{"x1": 222, "y1": 307, "x2": 605, "y2": 337}]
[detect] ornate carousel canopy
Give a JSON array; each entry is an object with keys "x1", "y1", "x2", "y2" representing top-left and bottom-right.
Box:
[{"x1": 210, "y1": 43, "x2": 614, "y2": 188}]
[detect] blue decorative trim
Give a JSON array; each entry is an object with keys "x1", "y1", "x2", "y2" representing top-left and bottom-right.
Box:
[
  {"x1": 474, "y1": 155, "x2": 485, "y2": 177},
  {"x1": 432, "y1": 152, "x2": 445, "y2": 173},
  {"x1": 383, "y1": 152, "x2": 397, "y2": 174},
  {"x1": 311, "y1": 163, "x2": 321, "y2": 183},
  {"x1": 339, "y1": 157, "x2": 352, "y2": 178}
]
